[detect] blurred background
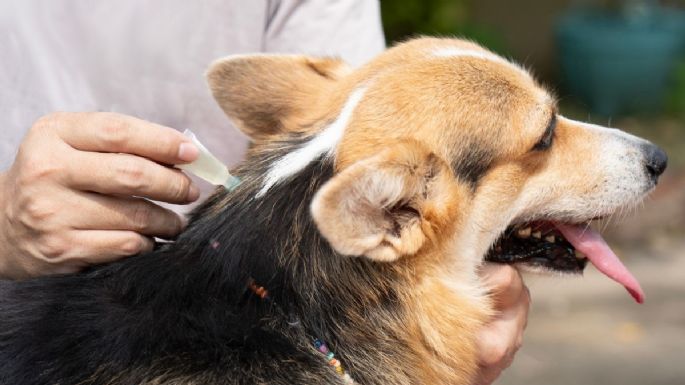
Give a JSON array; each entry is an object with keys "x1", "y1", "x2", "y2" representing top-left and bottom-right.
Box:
[{"x1": 380, "y1": 1, "x2": 685, "y2": 384}]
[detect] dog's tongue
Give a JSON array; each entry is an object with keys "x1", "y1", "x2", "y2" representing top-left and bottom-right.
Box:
[{"x1": 554, "y1": 223, "x2": 644, "y2": 304}]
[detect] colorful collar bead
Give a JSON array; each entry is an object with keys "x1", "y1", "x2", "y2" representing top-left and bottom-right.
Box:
[
  {"x1": 248, "y1": 280, "x2": 355, "y2": 384},
  {"x1": 313, "y1": 339, "x2": 355, "y2": 384}
]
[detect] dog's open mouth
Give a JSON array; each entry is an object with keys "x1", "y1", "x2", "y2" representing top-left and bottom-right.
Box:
[
  {"x1": 486, "y1": 222, "x2": 585, "y2": 272},
  {"x1": 485, "y1": 221, "x2": 644, "y2": 303}
]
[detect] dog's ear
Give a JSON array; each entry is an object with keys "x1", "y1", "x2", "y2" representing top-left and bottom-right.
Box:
[
  {"x1": 311, "y1": 141, "x2": 465, "y2": 262},
  {"x1": 206, "y1": 55, "x2": 351, "y2": 141}
]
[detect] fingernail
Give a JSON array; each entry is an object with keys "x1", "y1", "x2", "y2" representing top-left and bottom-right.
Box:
[
  {"x1": 187, "y1": 184, "x2": 200, "y2": 202},
  {"x1": 178, "y1": 142, "x2": 199, "y2": 162}
]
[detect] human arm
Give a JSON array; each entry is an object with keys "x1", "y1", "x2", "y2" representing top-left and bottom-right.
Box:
[{"x1": 0, "y1": 112, "x2": 200, "y2": 279}]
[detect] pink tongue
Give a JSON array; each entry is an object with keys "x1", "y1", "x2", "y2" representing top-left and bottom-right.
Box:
[{"x1": 554, "y1": 223, "x2": 644, "y2": 304}]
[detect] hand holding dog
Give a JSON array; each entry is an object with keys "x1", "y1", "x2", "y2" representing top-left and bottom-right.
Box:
[
  {"x1": 476, "y1": 264, "x2": 530, "y2": 385},
  {"x1": 0, "y1": 112, "x2": 200, "y2": 279}
]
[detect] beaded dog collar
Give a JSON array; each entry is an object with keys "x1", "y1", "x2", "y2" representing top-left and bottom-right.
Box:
[{"x1": 248, "y1": 280, "x2": 355, "y2": 384}]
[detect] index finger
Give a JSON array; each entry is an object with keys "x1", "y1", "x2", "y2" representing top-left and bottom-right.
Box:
[{"x1": 55, "y1": 112, "x2": 198, "y2": 165}]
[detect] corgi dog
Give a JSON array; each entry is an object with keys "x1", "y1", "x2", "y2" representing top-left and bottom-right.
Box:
[{"x1": 0, "y1": 37, "x2": 667, "y2": 385}]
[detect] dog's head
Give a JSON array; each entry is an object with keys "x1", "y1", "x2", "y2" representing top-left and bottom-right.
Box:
[{"x1": 207, "y1": 37, "x2": 666, "y2": 303}]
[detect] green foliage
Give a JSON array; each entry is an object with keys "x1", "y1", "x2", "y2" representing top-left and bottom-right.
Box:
[
  {"x1": 668, "y1": 59, "x2": 685, "y2": 120},
  {"x1": 380, "y1": 0, "x2": 508, "y2": 54}
]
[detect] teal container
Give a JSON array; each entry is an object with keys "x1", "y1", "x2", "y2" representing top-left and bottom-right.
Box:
[{"x1": 556, "y1": 8, "x2": 685, "y2": 116}]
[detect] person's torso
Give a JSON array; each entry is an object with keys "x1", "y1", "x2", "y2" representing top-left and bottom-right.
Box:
[{"x1": 0, "y1": 0, "x2": 280, "y2": 169}]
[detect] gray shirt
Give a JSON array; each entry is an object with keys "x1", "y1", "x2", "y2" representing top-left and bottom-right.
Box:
[{"x1": 0, "y1": 0, "x2": 385, "y2": 170}]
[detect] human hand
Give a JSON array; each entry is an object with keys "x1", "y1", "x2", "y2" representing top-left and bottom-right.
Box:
[
  {"x1": 0, "y1": 112, "x2": 200, "y2": 279},
  {"x1": 474, "y1": 264, "x2": 531, "y2": 385}
]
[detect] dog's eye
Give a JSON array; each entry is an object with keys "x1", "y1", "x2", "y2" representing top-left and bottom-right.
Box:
[{"x1": 532, "y1": 115, "x2": 556, "y2": 151}]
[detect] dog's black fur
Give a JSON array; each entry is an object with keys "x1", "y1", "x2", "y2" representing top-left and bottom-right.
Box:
[{"x1": 0, "y1": 137, "x2": 417, "y2": 385}]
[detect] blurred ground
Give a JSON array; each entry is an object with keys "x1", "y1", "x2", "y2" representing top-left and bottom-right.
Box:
[{"x1": 499, "y1": 116, "x2": 685, "y2": 385}]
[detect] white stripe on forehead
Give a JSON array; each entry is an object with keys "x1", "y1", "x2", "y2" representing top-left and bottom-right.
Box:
[{"x1": 256, "y1": 87, "x2": 367, "y2": 198}]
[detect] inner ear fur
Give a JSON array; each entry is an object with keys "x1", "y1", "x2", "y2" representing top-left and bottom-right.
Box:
[
  {"x1": 206, "y1": 55, "x2": 351, "y2": 141},
  {"x1": 311, "y1": 140, "x2": 466, "y2": 262}
]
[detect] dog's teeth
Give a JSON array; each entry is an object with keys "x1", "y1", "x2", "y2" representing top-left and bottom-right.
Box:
[
  {"x1": 517, "y1": 227, "x2": 531, "y2": 238},
  {"x1": 532, "y1": 231, "x2": 542, "y2": 239},
  {"x1": 575, "y1": 250, "x2": 587, "y2": 260},
  {"x1": 545, "y1": 235, "x2": 555, "y2": 243}
]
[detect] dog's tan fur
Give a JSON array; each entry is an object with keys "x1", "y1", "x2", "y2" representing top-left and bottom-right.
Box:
[{"x1": 203, "y1": 37, "x2": 658, "y2": 384}]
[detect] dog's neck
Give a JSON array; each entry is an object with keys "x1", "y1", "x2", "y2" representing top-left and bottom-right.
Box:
[
  {"x1": 174, "y1": 141, "x2": 406, "y2": 373},
  {"x1": 173, "y1": 139, "x2": 486, "y2": 384}
]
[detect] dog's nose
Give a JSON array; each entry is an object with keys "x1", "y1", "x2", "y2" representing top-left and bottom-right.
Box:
[{"x1": 642, "y1": 143, "x2": 668, "y2": 182}]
